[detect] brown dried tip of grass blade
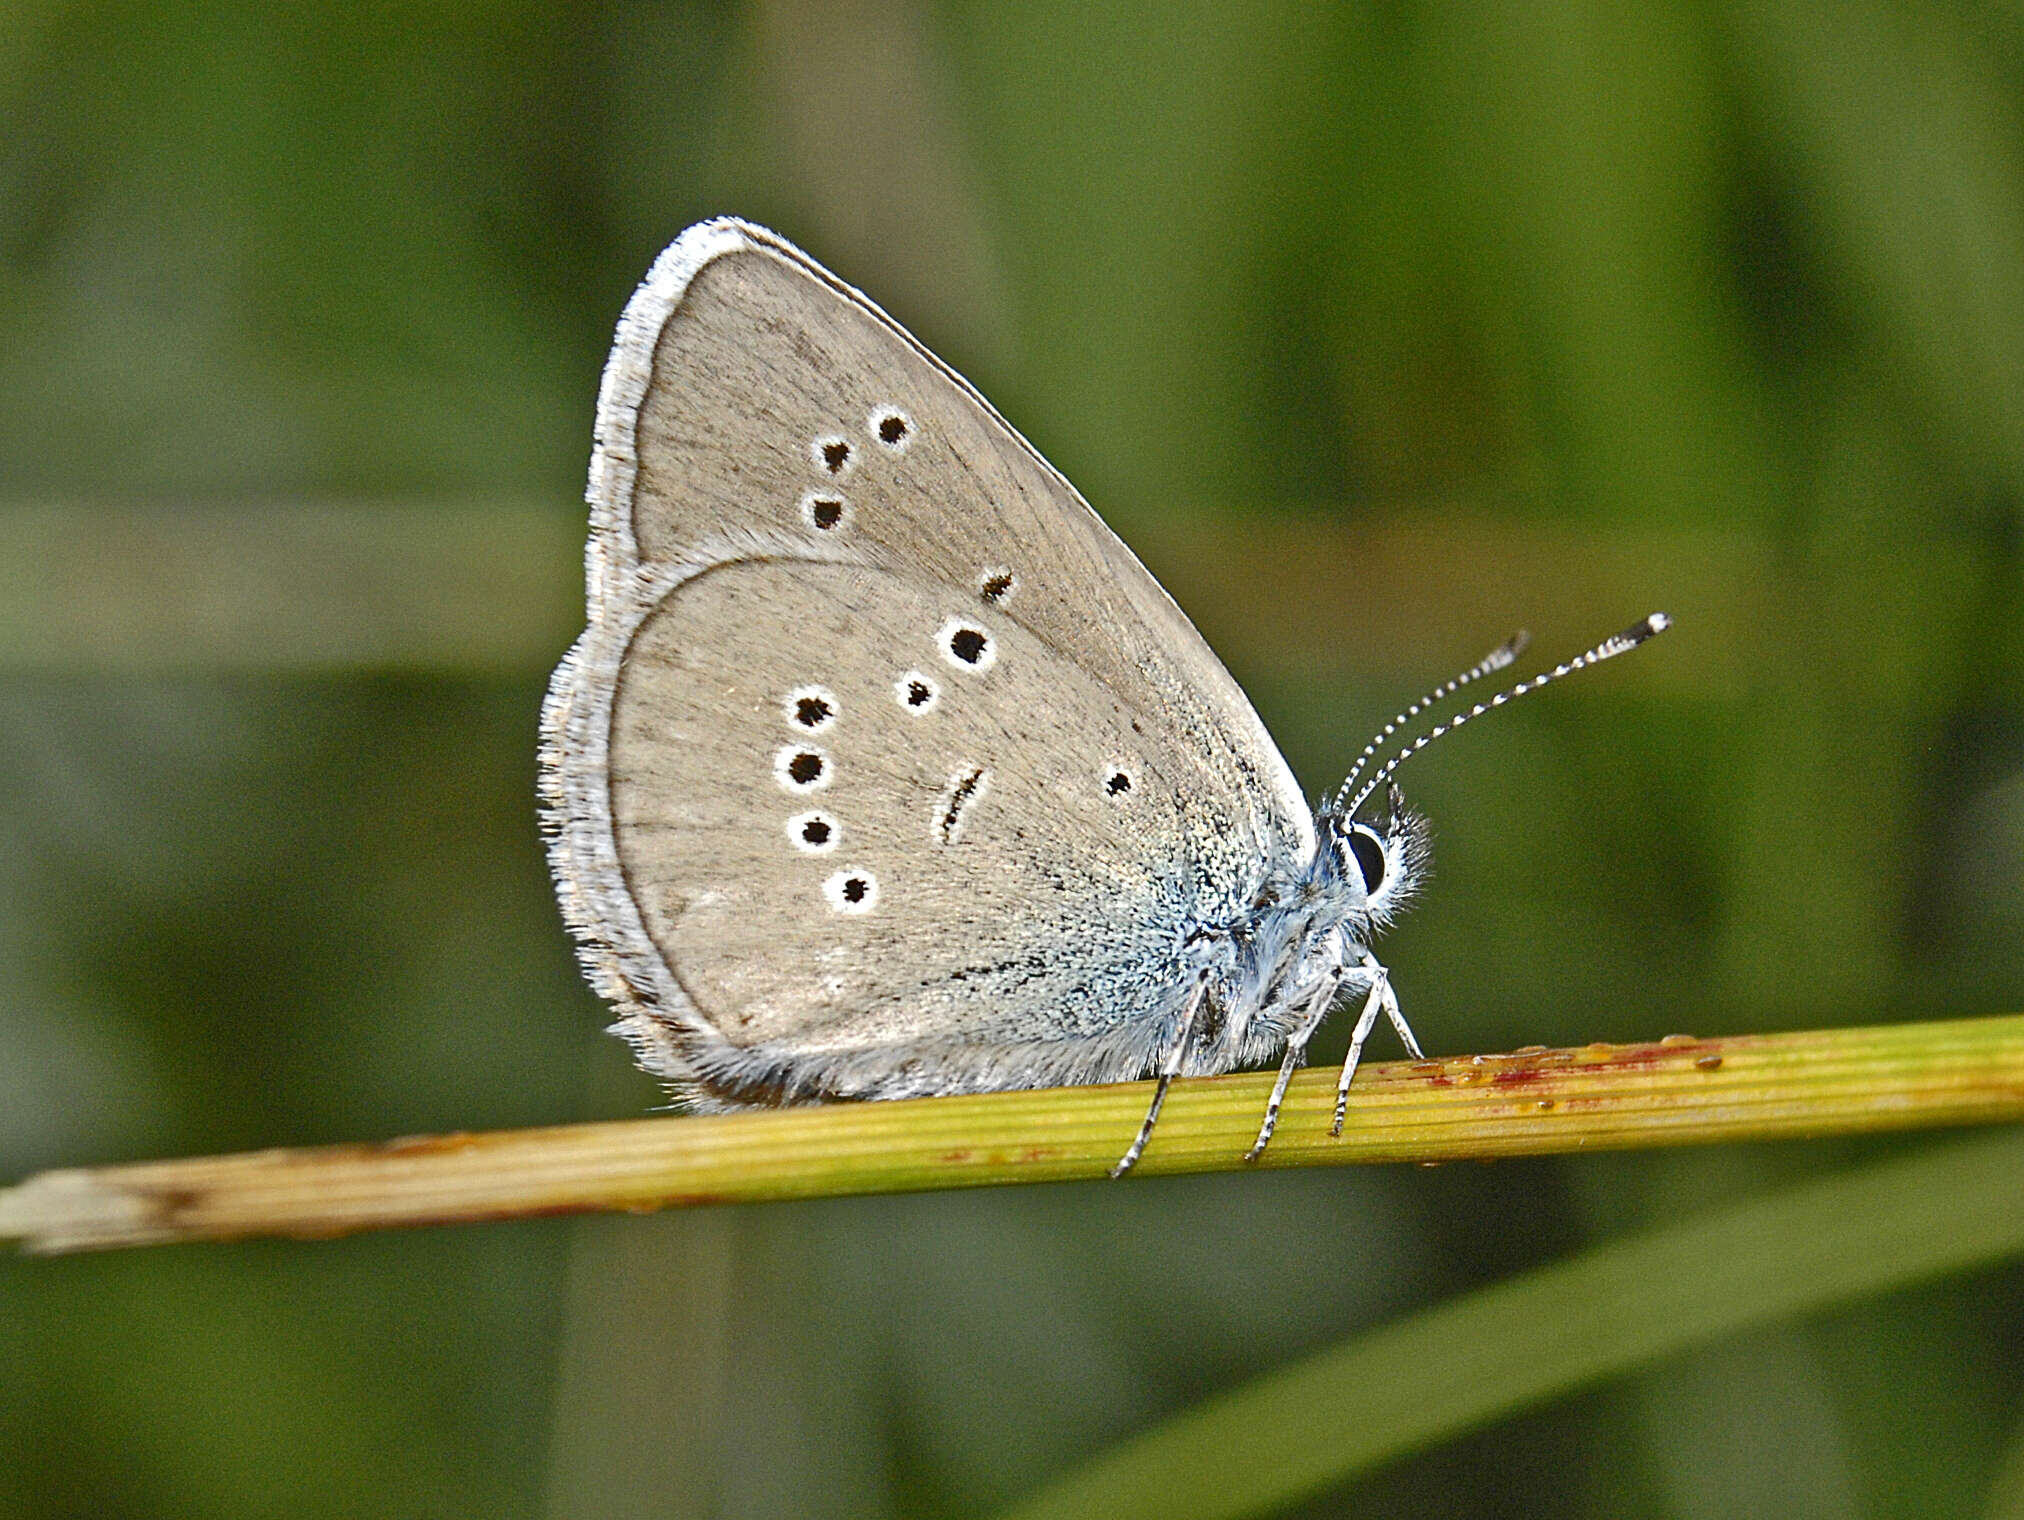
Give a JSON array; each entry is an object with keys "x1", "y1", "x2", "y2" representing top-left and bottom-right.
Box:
[{"x1": 3, "y1": 1013, "x2": 2023, "y2": 1253}]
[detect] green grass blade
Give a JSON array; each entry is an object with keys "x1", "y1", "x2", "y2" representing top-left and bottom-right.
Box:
[{"x1": 999, "y1": 1128, "x2": 2024, "y2": 1520}]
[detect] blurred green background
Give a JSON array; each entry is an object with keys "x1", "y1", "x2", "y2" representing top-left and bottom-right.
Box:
[{"x1": 4, "y1": 1, "x2": 2024, "y2": 1516}]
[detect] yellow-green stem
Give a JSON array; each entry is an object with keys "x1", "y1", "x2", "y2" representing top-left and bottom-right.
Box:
[{"x1": 4, "y1": 1013, "x2": 2021, "y2": 1253}]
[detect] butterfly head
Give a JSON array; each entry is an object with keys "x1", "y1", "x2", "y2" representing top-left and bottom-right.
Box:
[{"x1": 1316, "y1": 782, "x2": 1427, "y2": 932}]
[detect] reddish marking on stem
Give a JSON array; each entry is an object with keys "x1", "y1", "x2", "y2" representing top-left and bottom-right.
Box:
[{"x1": 372, "y1": 1131, "x2": 484, "y2": 1157}]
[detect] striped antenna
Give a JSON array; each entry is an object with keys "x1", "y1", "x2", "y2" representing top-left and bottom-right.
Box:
[
  {"x1": 1342, "y1": 614, "x2": 1672, "y2": 821},
  {"x1": 1332, "y1": 630, "x2": 1531, "y2": 812}
]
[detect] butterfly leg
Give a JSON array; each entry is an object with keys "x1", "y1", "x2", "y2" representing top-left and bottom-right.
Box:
[
  {"x1": 1111, "y1": 972, "x2": 1210, "y2": 1178},
  {"x1": 1382, "y1": 971, "x2": 1425, "y2": 1060},
  {"x1": 1243, "y1": 975, "x2": 1341, "y2": 1163},
  {"x1": 1330, "y1": 968, "x2": 1393, "y2": 1136}
]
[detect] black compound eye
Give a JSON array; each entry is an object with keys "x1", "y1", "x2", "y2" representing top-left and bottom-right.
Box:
[{"x1": 1346, "y1": 827, "x2": 1387, "y2": 895}]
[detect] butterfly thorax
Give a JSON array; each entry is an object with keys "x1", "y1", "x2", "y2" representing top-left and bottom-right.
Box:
[{"x1": 1188, "y1": 797, "x2": 1426, "y2": 1070}]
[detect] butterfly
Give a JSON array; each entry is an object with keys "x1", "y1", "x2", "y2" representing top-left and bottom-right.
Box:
[{"x1": 540, "y1": 218, "x2": 1667, "y2": 1173}]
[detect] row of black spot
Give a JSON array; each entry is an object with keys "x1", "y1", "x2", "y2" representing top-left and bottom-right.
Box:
[
  {"x1": 770, "y1": 686, "x2": 877, "y2": 913},
  {"x1": 798, "y1": 405, "x2": 912, "y2": 535},
  {"x1": 812, "y1": 405, "x2": 913, "y2": 481}
]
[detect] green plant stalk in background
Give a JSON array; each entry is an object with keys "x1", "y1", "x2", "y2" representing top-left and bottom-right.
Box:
[
  {"x1": 998, "y1": 1125, "x2": 2024, "y2": 1520},
  {"x1": 4, "y1": 1013, "x2": 2020, "y2": 1253}
]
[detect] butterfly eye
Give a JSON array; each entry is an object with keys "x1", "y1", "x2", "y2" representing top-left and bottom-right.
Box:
[{"x1": 1346, "y1": 826, "x2": 1388, "y2": 896}]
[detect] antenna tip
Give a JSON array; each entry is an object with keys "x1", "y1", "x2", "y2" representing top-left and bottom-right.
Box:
[
  {"x1": 1626, "y1": 612, "x2": 1671, "y2": 642},
  {"x1": 1492, "y1": 630, "x2": 1531, "y2": 667}
]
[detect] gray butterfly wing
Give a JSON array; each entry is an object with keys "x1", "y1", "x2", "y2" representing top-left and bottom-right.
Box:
[{"x1": 542, "y1": 218, "x2": 1314, "y2": 1102}]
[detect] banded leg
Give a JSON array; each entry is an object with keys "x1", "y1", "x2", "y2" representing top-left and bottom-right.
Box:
[
  {"x1": 1330, "y1": 969, "x2": 1392, "y2": 1136},
  {"x1": 1243, "y1": 975, "x2": 1340, "y2": 1162},
  {"x1": 1111, "y1": 973, "x2": 1210, "y2": 1177}
]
